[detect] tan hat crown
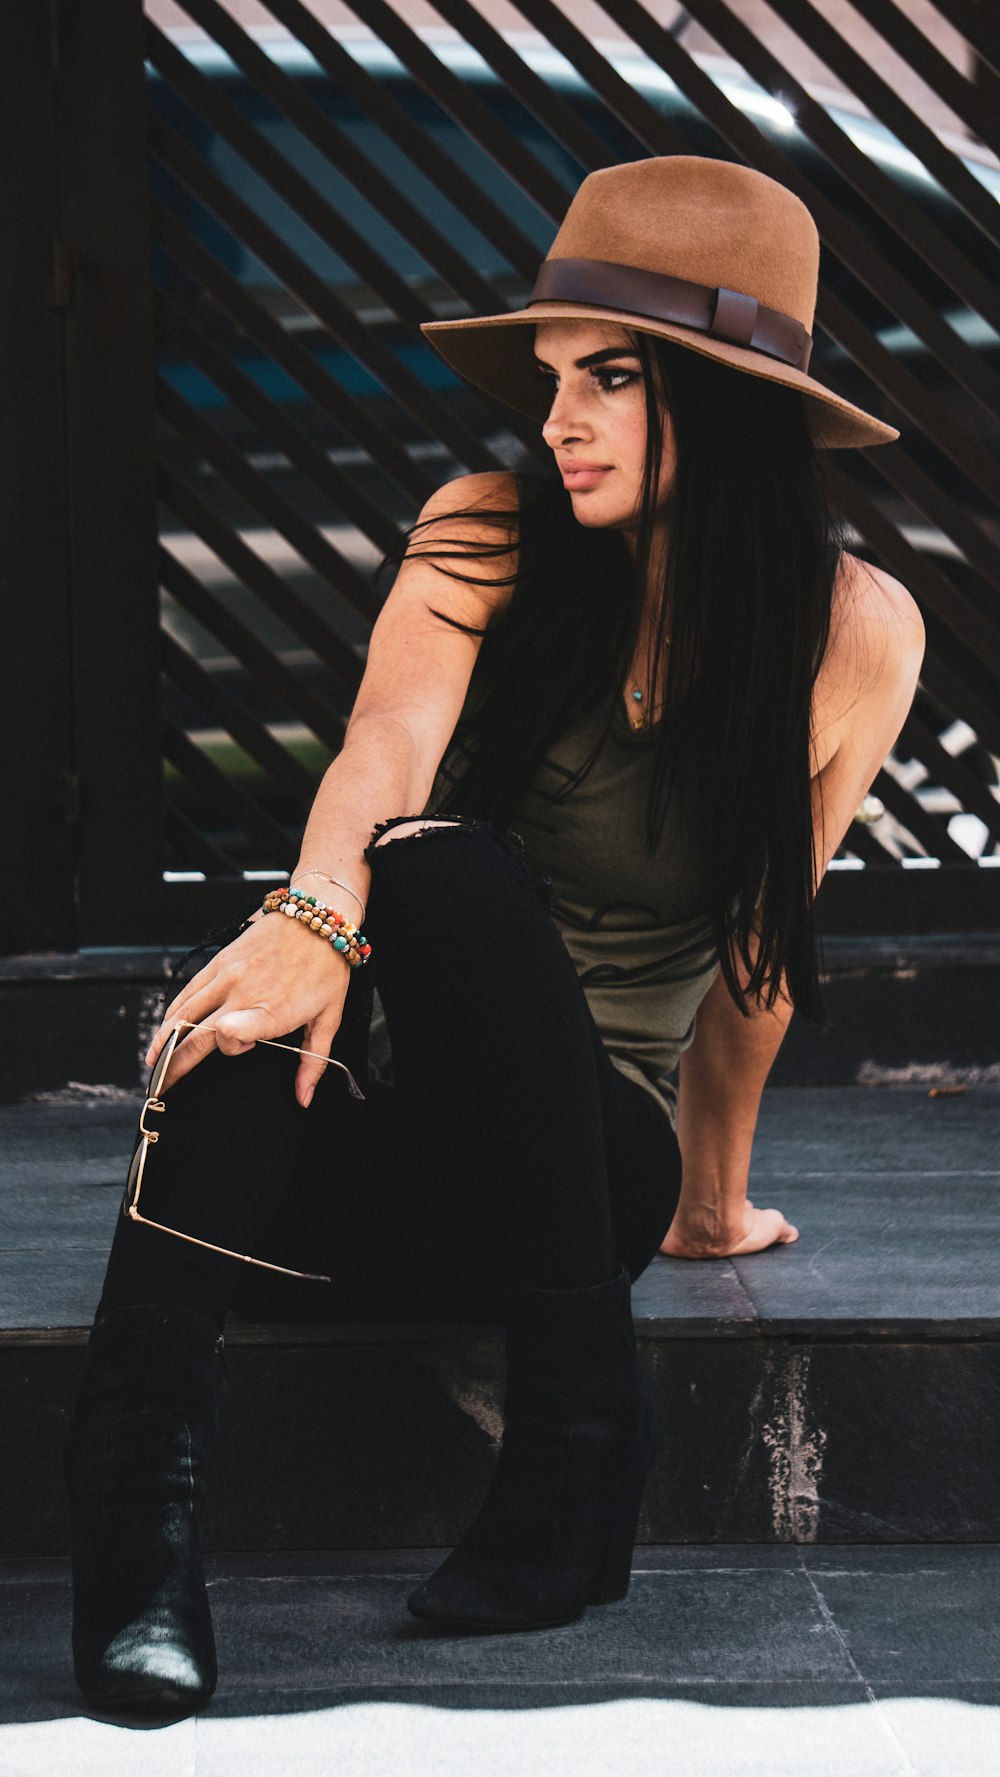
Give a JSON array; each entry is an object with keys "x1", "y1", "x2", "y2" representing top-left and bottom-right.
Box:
[
  {"x1": 419, "y1": 154, "x2": 898, "y2": 450},
  {"x1": 547, "y1": 157, "x2": 820, "y2": 338}
]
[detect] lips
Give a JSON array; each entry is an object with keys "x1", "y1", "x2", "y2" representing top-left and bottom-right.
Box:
[{"x1": 560, "y1": 463, "x2": 612, "y2": 490}]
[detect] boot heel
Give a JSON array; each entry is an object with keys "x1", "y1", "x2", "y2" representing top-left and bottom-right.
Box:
[
  {"x1": 587, "y1": 1403, "x2": 655, "y2": 1606},
  {"x1": 409, "y1": 1263, "x2": 651, "y2": 1633}
]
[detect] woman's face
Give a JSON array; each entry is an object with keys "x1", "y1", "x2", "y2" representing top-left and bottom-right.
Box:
[{"x1": 534, "y1": 320, "x2": 676, "y2": 547}]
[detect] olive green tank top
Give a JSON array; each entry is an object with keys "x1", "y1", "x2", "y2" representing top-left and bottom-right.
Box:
[{"x1": 371, "y1": 684, "x2": 721, "y2": 1134}]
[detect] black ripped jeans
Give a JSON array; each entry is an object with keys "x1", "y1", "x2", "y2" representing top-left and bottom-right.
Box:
[{"x1": 96, "y1": 817, "x2": 684, "y2": 1332}]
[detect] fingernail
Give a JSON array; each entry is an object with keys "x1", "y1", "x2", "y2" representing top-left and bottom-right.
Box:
[{"x1": 301, "y1": 1086, "x2": 314, "y2": 1109}]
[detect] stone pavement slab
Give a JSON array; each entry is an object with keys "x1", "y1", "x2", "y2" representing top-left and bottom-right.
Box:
[{"x1": 3, "y1": 1547, "x2": 999, "y2": 1777}]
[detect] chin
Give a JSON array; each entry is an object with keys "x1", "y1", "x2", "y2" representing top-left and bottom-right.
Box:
[{"x1": 568, "y1": 499, "x2": 631, "y2": 531}]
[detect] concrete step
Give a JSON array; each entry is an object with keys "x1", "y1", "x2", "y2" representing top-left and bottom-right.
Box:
[{"x1": 3, "y1": 1085, "x2": 999, "y2": 1555}]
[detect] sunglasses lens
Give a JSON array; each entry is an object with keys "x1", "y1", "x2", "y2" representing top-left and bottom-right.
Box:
[
  {"x1": 124, "y1": 1141, "x2": 142, "y2": 1213},
  {"x1": 149, "y1": 1027, "x2": 182, "y2": 1098}
]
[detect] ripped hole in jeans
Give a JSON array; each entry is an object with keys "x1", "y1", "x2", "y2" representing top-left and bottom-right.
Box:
[{"x1": 364, "y1": 813, "x2": 553, "y2": 910}]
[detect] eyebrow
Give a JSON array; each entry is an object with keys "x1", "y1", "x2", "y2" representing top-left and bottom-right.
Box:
[{"x1": 532, "y1": 346, "x2": 642, "y2": 371}]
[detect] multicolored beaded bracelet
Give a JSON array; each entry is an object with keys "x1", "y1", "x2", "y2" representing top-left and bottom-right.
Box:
[{"x1": 261, "y1": 886, "x2": 372, "y2": 968}]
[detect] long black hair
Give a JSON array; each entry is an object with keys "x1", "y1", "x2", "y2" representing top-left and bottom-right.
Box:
[{"x1": 380, "y1": 333, "x2": 849, "y2": 1022}]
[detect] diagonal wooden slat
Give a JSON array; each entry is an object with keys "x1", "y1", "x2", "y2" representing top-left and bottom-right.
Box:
[
  {"x1": 422, "y1": 0, "x2": 619, "y2": 171},
  {"x1": 827, "y1": 477, "x2": 1000, "y2": 761},
  {"x1": 898, "y1": 712, "x2": 1000, "y2": 843},
  {"x1": 158, "y1": 465, "x2": 364, "y2": 694},
  {"x1": 815, "y1": 287, "x2": 1000, "y2": 511},
  {"x1": 157, "y1": 375, "x2": 381, "y2": 625},
  {"x1": 764, "y1": 0, "x2": 1000, "y2": 250},
  {"x1": 681, "y1": 0, "x2": 1000, "y2": 339},
  {"x1": 158, "y1": 544, "x2": 347, "y2": 755},
  {"x1": 163, "y1": 719, "x2": 294, "y2": 864},
  {"x1": 872, "y1": 763, "x2": 973, "y2": 861},
  {"x1": 152, "y1": 199, "x2": 434, "y2": 510},
  {"x1": 836, "y1": 812, "x2": 896, "y2": 866},
  {"x1": 863, "y1": 446, "x2": 1000, "y2": 603},
  {"x1": 155, "y1": 286, "x2": 403, "y2": 557},
  {"x1": 161, "y1": 628, "x2": 320, "y2": 809},
  {"x1": 825, "y1": 465, "x2": 1000, "y2": 684},
  {"x1": 147, "y1": 107, "x2": 533, "y2": 469},
  {"x1": 170, "y1": 0, "x2": 518, "y2": 321},
  {"x1": 445, "y1": 0, "x2": 693, "y2": 168},
  {"x1": 145, "y1": 17, "x2": 438, "y2": 335},
  {"x1": 349, "y1": 0, "x2": 576, "y2": 218},
  {"x1": 164, "y1": 796, "x2": 242, "y2": 875},
  {"x1": 266, "y1": 0, "x2": 543, "y2": 283},
  {"x1": 501, "y1": 0, "x2": 692, "y2": 158},
  {"x1": 920, "y1": 638, "x2": 1000, "y2": 781},
  {"x1": 883, "y1": 0, "x2": 1000, "y2": 135}
]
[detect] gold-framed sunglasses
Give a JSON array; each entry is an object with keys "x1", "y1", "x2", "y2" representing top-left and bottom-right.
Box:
[{"x1": 123, "y1": 1019, "x2": 366, "y2": 1282}]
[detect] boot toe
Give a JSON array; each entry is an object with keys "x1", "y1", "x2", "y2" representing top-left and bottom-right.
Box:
[{"x1": 82, "y1": 1621, "x2": 216, "y2": 1715}]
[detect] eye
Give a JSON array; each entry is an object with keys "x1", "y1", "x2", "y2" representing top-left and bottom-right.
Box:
[
  {"x1": 593, "y1": 366, "x2": 639, "y2": 391},
  {"x1": 531, "y1": 363, "x2": 640, "y2": 393}
]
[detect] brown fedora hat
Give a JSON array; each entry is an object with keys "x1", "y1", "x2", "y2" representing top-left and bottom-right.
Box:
[{"x1": 421, "y1": 156, "x2": 898, "y2": 450}]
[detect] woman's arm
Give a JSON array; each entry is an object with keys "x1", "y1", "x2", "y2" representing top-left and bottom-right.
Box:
[
  {"x1": 147, "y1": 471, "x2": 518, "y2": 1102},
  {"x1": 662, "y1": 558, "x2": 926, "y2": 1259},
  {"x1": 661, "y1": 941, "x2": 797, "y2": 1257}
]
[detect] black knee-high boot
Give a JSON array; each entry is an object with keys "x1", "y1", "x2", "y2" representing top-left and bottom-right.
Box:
[
  {"x1": 407, "y1": 1262, "x2": 655, "y2": 1631},
  {"x1": 63, "y1": 1302, "x2": 222, "y2": 1713}
]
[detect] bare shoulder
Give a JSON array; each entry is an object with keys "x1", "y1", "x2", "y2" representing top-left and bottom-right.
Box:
[
  {"x1": 401, "y1": 469, "x2": 521, "y2": 627},
  {"x1": 812, "y1": 552, "x2": 925, "y2": 766},
  {"x1": 834, "y1": 552, "x2": 924, "y2": 652},
  {"x1": 416, "y1": 469, "x2": 520, "y2": 531}
]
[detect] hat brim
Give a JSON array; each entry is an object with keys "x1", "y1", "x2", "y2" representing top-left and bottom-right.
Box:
[{"x1": 421, "y1": 303, "x2": 899, "y2": 450}]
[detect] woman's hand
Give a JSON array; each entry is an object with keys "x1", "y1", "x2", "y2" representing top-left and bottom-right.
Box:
[
  {"x1": 660, "y1": 1197, "x2": 799, "y2": 1260},
  {"x1": 145, "y1": 911, "x2": 353, "y2": 1107}
]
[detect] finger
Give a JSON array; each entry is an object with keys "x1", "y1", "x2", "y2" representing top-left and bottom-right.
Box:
[
  {"x1": 213, "y1": 1008, "x2": 272, "y2": 1056},
  {"x1": 147, "y1": 977, "x2": 221, "y2": 1066},
  {"x1": 157, "y1": 1020, "x2": 220, "y2": 1092},
  {"x1": 160, "y1": 955, "x2": 220, "y2": 1024},
  {"x1": 146, "y1": 1006, "x2": 203, "y2": 1069},
  {"x1": 295, "y1": 1020, "x2": 338, "y2": 1109}
]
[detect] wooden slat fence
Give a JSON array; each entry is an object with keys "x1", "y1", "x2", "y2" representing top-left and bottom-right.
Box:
[{"x1": 3, "y1": 0, "x2": 999, "y2": 952}]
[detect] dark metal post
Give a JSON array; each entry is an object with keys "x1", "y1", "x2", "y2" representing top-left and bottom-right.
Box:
[
  {"x1": 0, "y1": 2, "x2": 77, "y2": 953},
  {"x1": 55, "y1": 0, "x2": 162, "y2": 946}
]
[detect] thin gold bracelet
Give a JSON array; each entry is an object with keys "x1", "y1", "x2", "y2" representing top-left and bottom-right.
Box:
[{"x1": 291, "y1": 868, "x2": 366, "y2": 926}]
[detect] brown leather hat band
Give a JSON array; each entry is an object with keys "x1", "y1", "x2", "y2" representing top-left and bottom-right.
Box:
[{"x1": 529, "y1": 257, "x2": 813, "y2": 374}]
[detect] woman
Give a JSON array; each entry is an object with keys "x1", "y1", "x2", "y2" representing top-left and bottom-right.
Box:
[{"x1": 63, "y1": 156, "x2": 924, "y2": 1712}]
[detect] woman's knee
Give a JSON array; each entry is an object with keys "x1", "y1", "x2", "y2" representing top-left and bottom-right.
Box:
[
  {"x1": 368, "y1": 817, "x2": 465, "y2": 850},
  {"x1": 364, "y1": 814, "x2": 552, "y2": 912}
]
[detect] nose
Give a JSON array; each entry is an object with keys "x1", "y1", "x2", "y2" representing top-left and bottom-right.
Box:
[{"x1": 540, "y1": 380, "x2": 591, "y2": 449}]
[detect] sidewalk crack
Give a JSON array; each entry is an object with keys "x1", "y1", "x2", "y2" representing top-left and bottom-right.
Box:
[{"x1": 798, "y1": 1553, "x2": 916, "y2": 1774}]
